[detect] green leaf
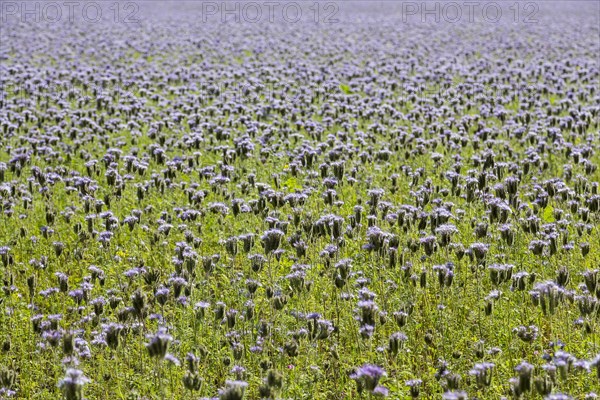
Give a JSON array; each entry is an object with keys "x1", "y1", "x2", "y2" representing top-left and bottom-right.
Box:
[
  {"x1": 339, "y1": 84, "x2": 352, "y2": 94},
  {"x1": 542, "y1": 205, "x2": 555, "y2": 222}
]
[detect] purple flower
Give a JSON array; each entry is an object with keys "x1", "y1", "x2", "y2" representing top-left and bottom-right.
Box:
[
  {"x1": 58, "y1": 368, "x2": 90, "y2": 400},
  {"x1": 68, "y1": 289, "x2": 84, "y2": 304},
  {"x1": 218, "y1": 380, "x2": 248, "y2": 399},
  {"x1": 350, "y1": 364, "x2": 387, "y2": 392},
  {"x1": 373, "y1": 385, "x2": 389, "y2": 397},
  {"x1": 164, "y1": 353, "x2": 180, "y2": 366},
  {"x1": 145, "y1": 327, "x2": 172, "y2": 359}
]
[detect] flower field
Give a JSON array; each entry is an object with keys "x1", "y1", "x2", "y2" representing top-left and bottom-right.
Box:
[{"x1": 0, "y1": 1, "x2": 599, "y2": 399}]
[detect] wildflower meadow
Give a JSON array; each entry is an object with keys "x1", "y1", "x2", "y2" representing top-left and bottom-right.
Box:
[{"x1": 0, "y1": 1, "x2": 599, "y2": 399}]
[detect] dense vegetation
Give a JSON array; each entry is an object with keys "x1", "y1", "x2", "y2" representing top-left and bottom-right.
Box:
[{"x1": 0, "y1": 2, "x2": 599, "y2": 399}]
